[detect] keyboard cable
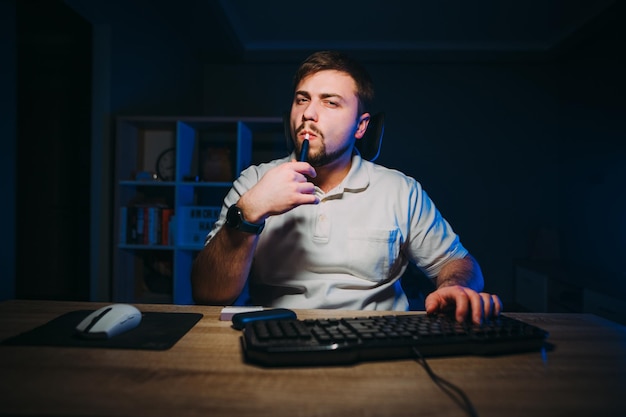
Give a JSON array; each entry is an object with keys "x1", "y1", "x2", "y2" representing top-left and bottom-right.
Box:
[{"x1": 412, "y1": 346, "x2": 479, "y2": 417}]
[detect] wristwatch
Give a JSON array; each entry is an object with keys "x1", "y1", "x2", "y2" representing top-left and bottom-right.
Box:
[{"x1": 225, "y1": 204, "x2": 265, "y2": 235}]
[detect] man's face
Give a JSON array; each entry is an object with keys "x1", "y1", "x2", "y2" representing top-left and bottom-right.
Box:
[{"x1": 290, "y1": 70, "x2": 368, "y2": 167}]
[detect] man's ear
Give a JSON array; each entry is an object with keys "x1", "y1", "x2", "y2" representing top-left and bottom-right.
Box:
[{"x1": 354, "y1": 113, "x2": 371, "y2": 139}]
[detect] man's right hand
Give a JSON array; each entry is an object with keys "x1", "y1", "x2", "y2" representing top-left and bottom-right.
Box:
[{"x1": 237, "y1": 161, "x2": 319, "y2": 224}]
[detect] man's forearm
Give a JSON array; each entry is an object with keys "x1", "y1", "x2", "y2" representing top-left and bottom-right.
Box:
[
  {"x1": 191, "y1": 226, "x2": 258, "y2": 305},
  {"x1": 435, "y1": 254, "x2": 484, "y2": 291}
]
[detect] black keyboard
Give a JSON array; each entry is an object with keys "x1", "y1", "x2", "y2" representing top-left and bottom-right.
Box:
[{"x1": 240, "y1": 313, "x2": 549, "y2": 367}]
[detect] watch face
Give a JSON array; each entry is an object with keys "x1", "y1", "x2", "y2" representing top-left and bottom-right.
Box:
[
  {"x1": 226, "y1": 205, "x2": 264, "y2": 234},
  {"x1": 156, "y1": 147, "x2": 175, "y2": 181},
  {"x1": 226, "y1": 204, "x2": 241, "y2": 227}
]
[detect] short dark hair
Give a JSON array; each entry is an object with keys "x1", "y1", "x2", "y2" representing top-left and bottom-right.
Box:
[{"x1": 293, "y1": 51, "x2": 374, "y2": 114}]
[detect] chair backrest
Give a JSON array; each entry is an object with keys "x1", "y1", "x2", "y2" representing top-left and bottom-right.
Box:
[{"x1": 283, "y1": 112, "x2": 385, "y2": 161}]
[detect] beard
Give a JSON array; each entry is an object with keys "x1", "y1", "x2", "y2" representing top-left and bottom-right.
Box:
[{"x1": 305, "y1": 139, "x2": 353, "y2": 167}]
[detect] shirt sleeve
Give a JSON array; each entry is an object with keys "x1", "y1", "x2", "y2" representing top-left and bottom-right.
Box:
[{"x1": 405, "y1": 182, "x2": 468, "y2": 279}]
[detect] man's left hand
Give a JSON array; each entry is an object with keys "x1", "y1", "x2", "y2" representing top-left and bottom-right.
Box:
[{"x1": 424, "y1": 285, "x2": 503, "y2": 324}]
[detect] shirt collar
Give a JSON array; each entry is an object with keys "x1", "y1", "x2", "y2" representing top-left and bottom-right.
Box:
[
  {"x1": 343, "y1": 151, "x2": 370, "y2": 192},
  {"x1": 321, "y1": 151, "x2": 370, "y2": 198}
]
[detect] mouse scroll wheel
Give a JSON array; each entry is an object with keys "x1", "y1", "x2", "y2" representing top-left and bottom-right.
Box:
[{"x1": 84, "y1": 307, "x2": 112, "y2": 332}]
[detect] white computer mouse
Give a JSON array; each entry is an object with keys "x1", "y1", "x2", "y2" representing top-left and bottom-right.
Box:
[{"x1": 75, "y1": 304, "x2": 142, "y2": 339}]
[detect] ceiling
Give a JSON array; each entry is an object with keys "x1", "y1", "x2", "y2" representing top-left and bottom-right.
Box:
[
  {"x1": 194, "y1": 0, "x2": 618, "y2": 62},
  {"x1": 65, "y1": 0, "x2": 621, "y2": 63}
]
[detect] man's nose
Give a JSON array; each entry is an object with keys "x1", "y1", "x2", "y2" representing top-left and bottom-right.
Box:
[{"x1": 302, "y1": 102, "x2": 318, "y2": 121}]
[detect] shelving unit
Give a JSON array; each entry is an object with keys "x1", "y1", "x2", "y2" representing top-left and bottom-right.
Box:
[{"x1": 113, "y1": 116, "x2": 284, "y2": 304}]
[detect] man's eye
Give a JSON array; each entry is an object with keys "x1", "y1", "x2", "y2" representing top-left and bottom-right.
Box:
[{"x1": 296, "y1": 98, "x2": 309, "y2": 104}]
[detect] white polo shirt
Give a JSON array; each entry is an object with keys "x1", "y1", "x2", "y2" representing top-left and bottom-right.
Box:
[{"x1": 206, "y1": 152, "x2": 468, "y2": 311}]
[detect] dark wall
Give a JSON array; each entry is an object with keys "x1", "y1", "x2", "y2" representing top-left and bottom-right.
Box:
[
  {"x1": 203, "y1": 60, "x2": 559, "y2": 302},
  {"x1": 67, "y1": 0, "x2": 205, "y2": 116},
  {"x1": 67, "y1": 0, "x2": 206, "y2": 300},
  {"x1": 4, "y1": 0, "x2": 206, "y2": 301},
  {"x1": 5, "y1": 0, "x2": 623, "y2": 304},
  {"x1": 16, "y1": 0, "x2": 92, "y2": 300},
  {"x1": 556, "y1": 7, "x2": 626, "y2": 294},
  {"x1": 0, "y1": 0, "x2": 17, "y2": 301},
  {"x1": 202, "y1": 11, "x2": 626, "y2": 304},
  {"x1": 370, "y1": 62, "x2": 560, "y2": 279}
]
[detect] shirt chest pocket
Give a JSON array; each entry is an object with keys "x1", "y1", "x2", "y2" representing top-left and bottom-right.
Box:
[{"x1": 347, "y1": 228, "x2": 401, "y2": 282}]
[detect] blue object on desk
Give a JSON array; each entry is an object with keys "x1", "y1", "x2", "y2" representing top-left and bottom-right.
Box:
[{"x1": 232, "y1": 308, "x2": 297, "y2": 330}]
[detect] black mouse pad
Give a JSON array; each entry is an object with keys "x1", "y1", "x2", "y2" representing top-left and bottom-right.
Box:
[{"x1": 1, "y1": 310, "x2": 203, "y2": 351}]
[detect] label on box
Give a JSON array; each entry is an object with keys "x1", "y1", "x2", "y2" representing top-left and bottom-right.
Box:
[{"x1": 178, "y1": 206, "x2": 221, "y2": 245}]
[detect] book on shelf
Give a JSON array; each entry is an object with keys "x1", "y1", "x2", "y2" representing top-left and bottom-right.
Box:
[
  {"x1": 120, "y1": 204, "x2": 173, "y2": 246},
  {"x1": 161, "y1": 208, "x2": 174, "y2": 245}
]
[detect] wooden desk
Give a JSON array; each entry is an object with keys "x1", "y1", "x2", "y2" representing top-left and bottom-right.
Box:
[{"x1": 1, "y1": 300, "x2": 625, "y2": 417}]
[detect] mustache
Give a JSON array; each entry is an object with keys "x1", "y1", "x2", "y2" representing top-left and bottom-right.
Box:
[{"x1": 295, "y1": 124, "x2": 323, "y2": 138}]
